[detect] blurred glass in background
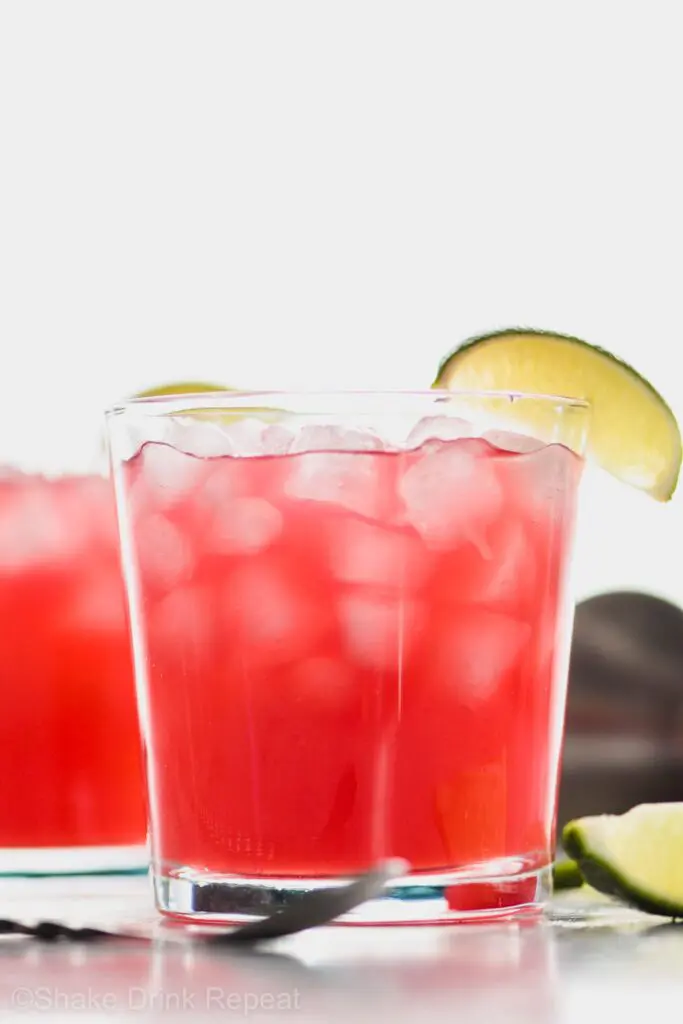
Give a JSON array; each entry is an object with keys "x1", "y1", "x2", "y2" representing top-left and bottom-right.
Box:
[{"x1": 0, "y1": 436, "x2": 146, "y2": 872}]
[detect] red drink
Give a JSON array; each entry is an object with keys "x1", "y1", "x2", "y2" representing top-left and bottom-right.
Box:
[
  {"x1": 0, "y1": 473, "x2": 146, "y2": 859},
  {"x1": 113, "y1": 399, "x2": 583, "y2": 922}
]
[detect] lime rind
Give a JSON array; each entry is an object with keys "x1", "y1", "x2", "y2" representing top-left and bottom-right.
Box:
[
  {"x1": 435, "y1": 328, "x2": 673, "y2": 413},
  {"x1": 552, "y1": 858, "x2": 584, "y2": 891}
]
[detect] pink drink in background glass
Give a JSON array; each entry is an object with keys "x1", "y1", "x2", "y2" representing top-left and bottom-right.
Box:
[
  {"x1": 0, "y1": 472, "x2": 146, "y2": 868},
  {"x1": 109, "y1": 392, "x2": 587, "y2": 923}
]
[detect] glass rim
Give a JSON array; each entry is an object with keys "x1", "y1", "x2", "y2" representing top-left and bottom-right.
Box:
[{"x1": 107, "y1": 387, "x2": 591, "y2": 417}]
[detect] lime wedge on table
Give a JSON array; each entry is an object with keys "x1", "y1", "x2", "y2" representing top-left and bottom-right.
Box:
[
  {"x1": 434, "y1": 329, "x2": 681, "y2": 501},
  {"x1": 562, "y1": 803, "x2": 683, "y2": 917},
  {"x1": 552, "y1": 858, "x2": 584, "y2": 891}
]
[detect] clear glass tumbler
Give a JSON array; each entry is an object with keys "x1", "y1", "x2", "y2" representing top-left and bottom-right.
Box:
[{"x1": 107, "y1": 390, "x2": 589, "y2": 923}]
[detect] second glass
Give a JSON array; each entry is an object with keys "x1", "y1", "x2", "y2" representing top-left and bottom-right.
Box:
[
  {"x1": 108, "y1": 390, "x2": 588, "y2": 923},
  {"x1": 0, "y1": 462, "x2": 147, "y2": 873}
]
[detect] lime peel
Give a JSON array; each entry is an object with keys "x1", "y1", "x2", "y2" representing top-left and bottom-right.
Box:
[{"x1": 552, "y1": 858, "x2": 584, "y2": 891}]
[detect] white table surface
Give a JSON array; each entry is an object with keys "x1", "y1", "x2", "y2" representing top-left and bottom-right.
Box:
[{"x1": 1, "y1": 874, "x2": 683, "y2": 1022}]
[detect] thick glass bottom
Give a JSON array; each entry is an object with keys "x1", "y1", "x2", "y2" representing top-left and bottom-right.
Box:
[
  {"x1": 154, "y1": 857, "x2": 550, "y2": 925},
  {"x1": 0, "y1": 843, "x2": 149, "y2": 876}
]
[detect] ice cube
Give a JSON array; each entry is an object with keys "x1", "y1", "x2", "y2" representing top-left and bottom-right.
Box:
[
  {"x1": 200, "y1": 458, "x2": 247, "y2": 510},
  {"x1": 483, "y1": 430, "x2": 545, "y2": 454},
  {"x1": 59, "y1": 572, "x2": 128, "y2": 633},
  {"x1": 141, "y1": 443, "x2": 207, "y2": 507},
  {"x1": 208, "y1": 497, "x2": 283, "y2": 555},
  {"x1": 136, "y1": 513, "x2": 193, "y2": 590},
  {"x1": 285, "y1": 451, "x2": 384, "y2": 519},
  {"x1": 511, "y1": 443, "x2": 580, "y2": 519},
  {"x1": 339, "y1": 594, "x2": 423, "y2": 670},
  {"x1": 262, "y1": 423, "x2": 295, "y2": 455},
  {"x1": 170, "y1": 418, "x2": 236, "y2": 457},
  {"x1": 219, "y1": 417, "x2": 268, "y2": 456},
  {"x1": 224, "y1": 564, "x2": 326, "y2": 661},
  {"x1": 151, "y1": 585, "x2": 213, "y2": 654},
  {"x1": 0, "y1": 480, "x2": 83, "y2": 571},
  {"x1": 330, "y1": 518, "x2": 429, "y2": 589},
  {"x1": 59, "y1": 476, "x2": 120, "y2": 547},
  {"x1": 189, "y1": 416, "x2": 297, "y2": 457},
  {"x1": 290, "y1": 424, "x2": 384, "y2": 454},
  {"x1": 437, "y1": 610, "x2": 531, "y2": 702},
  {"x1": 399, "y1": 442, "x2": 502, "y2": 550},
  {"x1": 290, "y1": 656, "x2": 356, "y2": 712},
  {"x1": 478, "y1": 519, "x2": 536, "y2": 604},
  {"x1": 407, "y1": 415, "x2": 475, "y2": 448}
]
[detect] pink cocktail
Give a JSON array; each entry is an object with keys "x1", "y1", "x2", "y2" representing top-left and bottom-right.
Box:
[
  {"x1": 0, "y1": 472, "x2": 147, "y2": 868},
  {"x1": 108, "y1": 391, "x2": 587, "y2": 923}
]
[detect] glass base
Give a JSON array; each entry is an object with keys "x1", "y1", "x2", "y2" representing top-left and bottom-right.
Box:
[
  {"x1": 154, "y1": 858, "x2": 551, "y2": 926},
  {"x1": 0, "y1": 843, "x2": 149, "y2": 876}
]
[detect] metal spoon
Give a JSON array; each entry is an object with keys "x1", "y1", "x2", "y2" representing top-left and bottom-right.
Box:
[
  {"x1": 207, "y1": 857, "x2": 408, "y2": 945},
  {"x1": 0, "y1": 858, "x2": 408, "y2": 946}
]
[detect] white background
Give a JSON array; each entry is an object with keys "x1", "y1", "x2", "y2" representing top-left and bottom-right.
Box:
[{"x1": 0, "y1": 0, "x2": 681, "y2": 605}]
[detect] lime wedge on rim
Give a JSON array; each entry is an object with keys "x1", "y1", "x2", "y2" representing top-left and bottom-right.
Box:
[
  {"x1": 434, "y1": 328, "x2": 681, "y2": 501},
  {"x1": 132, "y1": 381, "x2": 242, "y2": 421},
  {"x1": 562, "y1": 803, "x2": 683, "y2": 917},
  {"x1": 134, "y1": 381, "x2": 231, "y2": 399},
  {"x1": 130, "y1": 381, "x2": 285, "y2": 425}
]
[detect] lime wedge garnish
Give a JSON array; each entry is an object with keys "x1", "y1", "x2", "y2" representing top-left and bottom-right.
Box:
[
  {"x1": 132, "y1": 381, "x2": 245, "y2": 422},
  {"x1": 552, "y1": 858, "x2": 584, "y2": 891},
  {"x1": 434, "y1": 328, "x2": 681, "y2": 501},
  {"x1": 134, "y1": 381, "x2": 230, "y2": 398},
  {"x1": 130, "y1": 381, "x2": 286, "y2": 427},
  {"x1": 562, "y1": 803, "x2": 683, "y2": 917}
]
